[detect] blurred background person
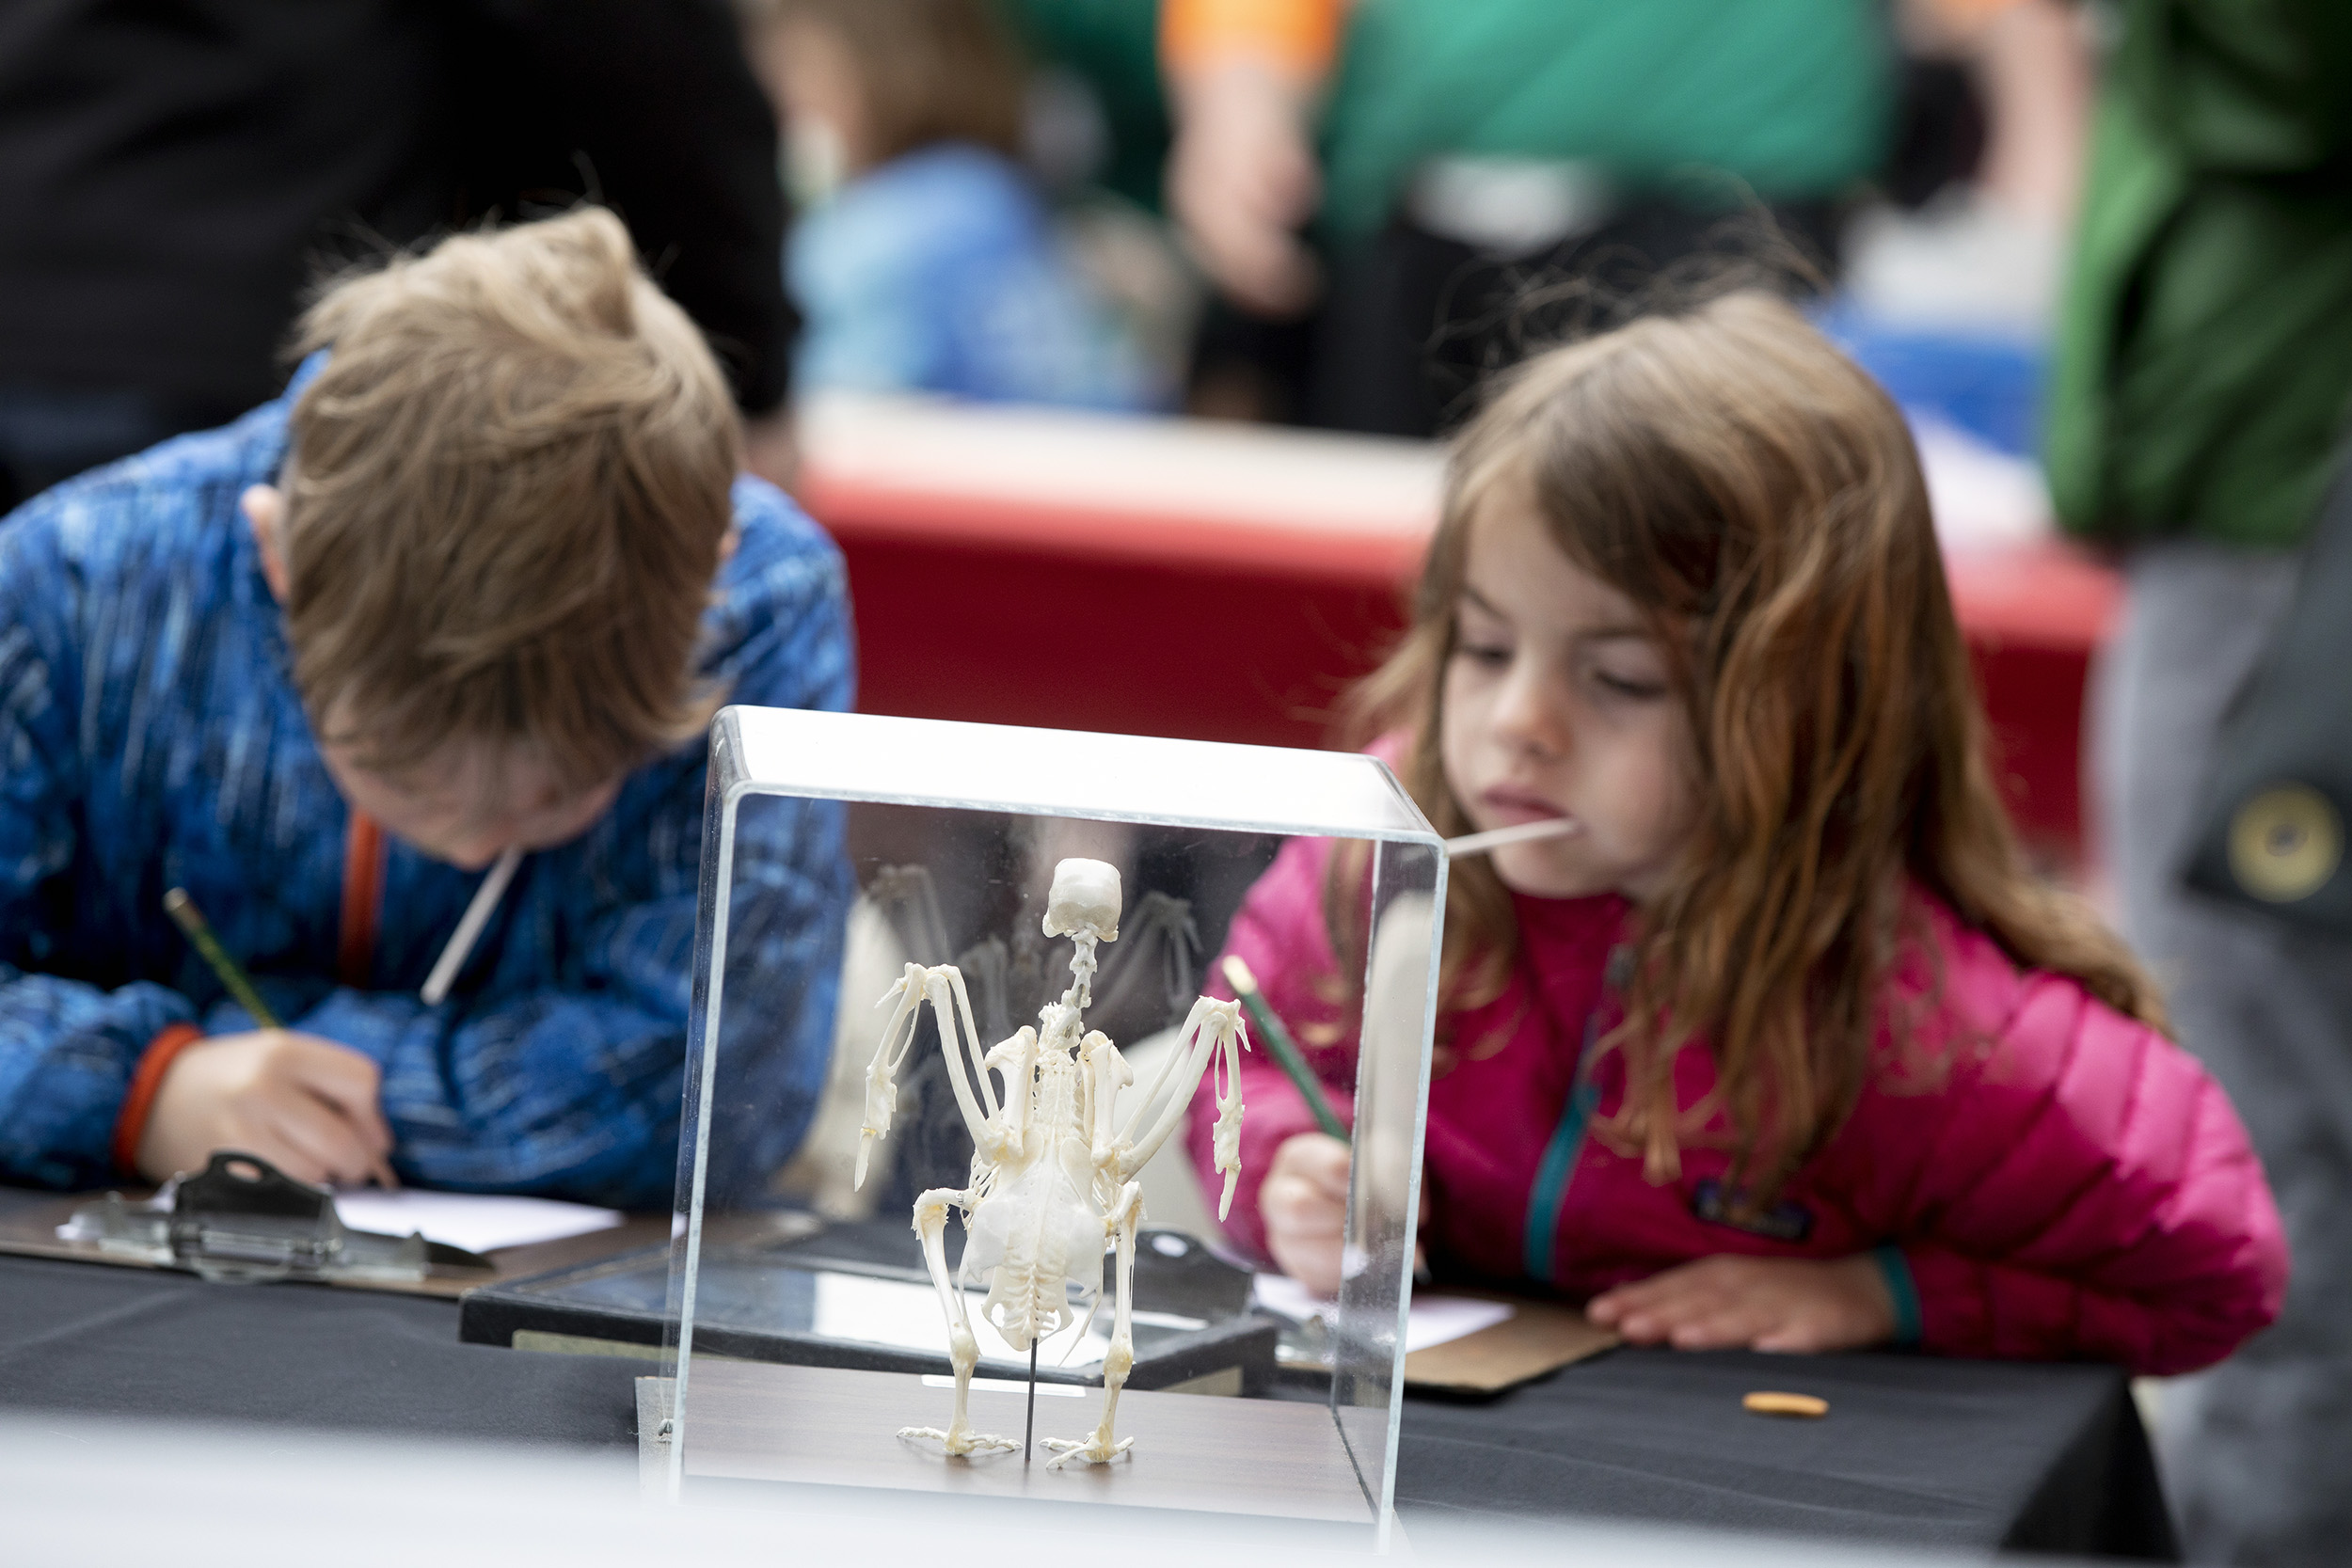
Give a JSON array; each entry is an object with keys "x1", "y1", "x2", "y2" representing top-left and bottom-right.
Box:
[
  {"x1": 745, "y1": 0, "x2": 1160, "y2": 411},
  {"x1": 1159, "y1": 0, "x2": 1896, "y2": 433},
  {"x1": 0, "y1": 0, "x2": 797, "y2": 511},
  {"x1": 2049, "y1": 2, "x2": 2352, "y2": 1562},
  {"x1": 1823, "y1": 0, "x2": 2096, "y2": 464}
]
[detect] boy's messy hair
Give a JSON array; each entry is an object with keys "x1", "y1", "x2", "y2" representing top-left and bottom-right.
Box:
[
  {"x1": 1344, "y1": 291, "x2": 2162, "y2": 1195},
  {"x1": 282, "y1": 207, "x2": 739, "y2": 797}
]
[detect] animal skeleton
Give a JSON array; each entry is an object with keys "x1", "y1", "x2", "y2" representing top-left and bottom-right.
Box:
[{"x1": 853, "y1": 857, "x2": 1248, "y2": 1465}]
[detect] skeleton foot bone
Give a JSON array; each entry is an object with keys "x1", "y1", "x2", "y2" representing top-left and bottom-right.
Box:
[
  {"x1": 1042, "y1": 1432, "x2": 1135, "y2": 1467},
  {"x1": 898, "y1": 1423, "x2": 1022, "y2": 1457}
]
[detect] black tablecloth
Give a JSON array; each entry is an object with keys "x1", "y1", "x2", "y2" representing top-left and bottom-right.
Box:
[
  {"x1": 0, "y1": 1254, "x2": 630, "y2": 1447},
  {"x1": 1389, "y1": 1343, "x2": 2172, "y2": 1557},
  {"x1": 0, "y1": 1253, "x2": 2172, "y2": 1558}
]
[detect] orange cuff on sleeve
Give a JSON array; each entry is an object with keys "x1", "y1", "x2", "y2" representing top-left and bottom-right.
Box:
[
  {"x1": 1162, "y1": 0, "x2": 1344, "y2": 79},
  {"x1": 1922, "y1": 0, "x2": 2032, "y2": 24},
  {"x1": 113, "y1": 1022, "x2": 205, "y2": 1177}
]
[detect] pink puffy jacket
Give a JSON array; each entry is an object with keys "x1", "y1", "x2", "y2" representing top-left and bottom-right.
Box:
[{"x1": 1187, "y1": 834, "x2": 2287, "y2": 1375}]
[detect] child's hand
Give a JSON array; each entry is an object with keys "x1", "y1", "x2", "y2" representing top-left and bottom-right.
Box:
[
  {"x1": 1262, "y1": 1132, "x2": 1350, "y2": 1297},
  {"x1": 1586, "y1": 1253, "x2": 1895, "y2": 1354},
  {"x1": 137, "y1": 1030, "x2": 398, "y2": 1189}
]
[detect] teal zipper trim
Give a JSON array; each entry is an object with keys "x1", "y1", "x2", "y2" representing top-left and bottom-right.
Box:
[
  {"x1": 1522, "y1": 984, "x2": 1611, "y2": 1285},
  {"x1": 1872, "y1": 1243, "x2": 1923, "y2": 1346},
  {"x1": 1521, "y1": 1075, "x2": 1597, "y2": 1284},
  {"x1": 1522, "y1": 945, "x2": 1628, "y2": 1286}
]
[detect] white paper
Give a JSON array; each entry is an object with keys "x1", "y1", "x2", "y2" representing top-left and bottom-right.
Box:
[
  {"x1": 331, "y1": 1190, "x2": 622, "y2": 1256},
  {"x1": 811, "y1": 1273, "x2": 1113, "y2": 1369},
  {"x1": 921, "y1": 1375, "x2": 1085, "y2": 1397},
  {"x1": 1251, "y1": 1272, "x2": 1332, "y2": 1325},
  {"x1": 1403, "y1": 1295, "x2": 1517, "y2": 1352},
  {"x1": 1253, "y1": 1273, "x2": 1516, "y2": 1354}
]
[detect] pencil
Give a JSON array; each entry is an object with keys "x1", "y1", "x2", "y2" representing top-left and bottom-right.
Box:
[
  {"x1": 1221, "y1": 955, "x2": 1349, "y2": 1144},
  {"x1": 162, "y1": 887, "x2": 283, "y2": 1030},
  {"x1": 420, "y1": 845, "x2": 522, "y2": 1006},
  {"x1": 1443, "y1": 817, "x2": 1581, "y2": 858}
]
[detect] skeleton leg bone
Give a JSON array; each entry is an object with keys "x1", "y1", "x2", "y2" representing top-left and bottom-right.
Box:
[
  {"x1": 1046, "y1": 1181, "x2": 1143, "y2": 1467},
  {"x1": 898, "y1": 1186, "x2": 1020, "y2": 1456}
]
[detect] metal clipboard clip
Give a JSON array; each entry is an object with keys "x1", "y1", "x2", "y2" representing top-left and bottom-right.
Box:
[{"x1": 59, "y1": 1151, "x2": 494, "y2": 1284}]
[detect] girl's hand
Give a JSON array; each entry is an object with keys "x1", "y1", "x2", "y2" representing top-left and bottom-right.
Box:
[
  {"x1": 1586, "y1": 1253, "x2": 1896, "y2": 1354},
  {"x1": 137, "y1": 1030, "x2": 399, "y2": 1189},
  {"x1": 1262, "y1": 1132, "x2": 1350, "y2": 1297}
]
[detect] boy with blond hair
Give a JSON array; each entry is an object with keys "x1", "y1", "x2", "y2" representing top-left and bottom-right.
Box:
[{"x1": 0, "y1": 210, "x2": 851, "y2": 1207}]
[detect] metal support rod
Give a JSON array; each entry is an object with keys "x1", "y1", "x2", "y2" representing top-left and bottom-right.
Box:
[{"x1": 1025, "y1": 1339, "x2": 1038, "y2": 1464}]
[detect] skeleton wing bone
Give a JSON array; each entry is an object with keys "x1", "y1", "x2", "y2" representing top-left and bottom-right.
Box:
[
  {"x1": 1111, "y1": 995, "x2": 1250, "y2": 1217},
  {"x1": 854, "y1": 962, "x2": 1007, "y2": 1189}
]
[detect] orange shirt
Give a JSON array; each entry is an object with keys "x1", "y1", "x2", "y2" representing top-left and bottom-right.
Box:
[{"x1": 1160, "y1": 0, "x2": 1345, "y2": 79}]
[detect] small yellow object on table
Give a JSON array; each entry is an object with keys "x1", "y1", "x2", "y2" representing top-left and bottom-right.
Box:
[{"x1": 1742, "y1": 1390, "x2": 1830, "y2": 1418}]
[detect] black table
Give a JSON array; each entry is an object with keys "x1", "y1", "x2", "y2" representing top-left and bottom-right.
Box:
[
  {"x1": 0, "y1": 1253, "x2": 2172, "y2": 1558},
  {"x1": 1390, "y1": 1344, "x2": 2171, "y2": 1556}
]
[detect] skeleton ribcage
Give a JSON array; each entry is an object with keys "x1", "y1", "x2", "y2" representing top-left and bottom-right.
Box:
[{"x1": 972, "y1": 1143, "x2": 1100, "y2": 1346}]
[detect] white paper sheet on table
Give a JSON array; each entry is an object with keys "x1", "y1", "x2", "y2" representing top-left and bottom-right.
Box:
[
  {"x1": 330, "y1": 1190, "x2": 623, "y2": 1256},
  {"x1": 1252, "y1": 1273, "x2": 1515, "y2": 1353},
  {"x1": 811, "y1": 1273, "x2": 1114, "y2": 1368}
]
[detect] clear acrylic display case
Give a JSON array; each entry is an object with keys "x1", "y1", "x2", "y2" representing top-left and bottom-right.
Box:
[{"x1": 661, "y1": 707, "x2": 1443, "y2": 1539}]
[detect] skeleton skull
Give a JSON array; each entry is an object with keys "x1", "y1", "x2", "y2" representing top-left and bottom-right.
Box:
[{"x1": 1041, "y1": 858, "x2": 1121, "y2": 943}]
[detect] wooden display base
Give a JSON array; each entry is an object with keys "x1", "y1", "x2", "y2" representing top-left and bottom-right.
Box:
[{"x1": 675, "y1": 1360, "x2": 1375, "y2": 1526}]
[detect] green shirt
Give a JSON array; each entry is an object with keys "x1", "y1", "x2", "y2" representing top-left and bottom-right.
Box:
[
  {"x1": 2046, "y1": 0, "x2": 2352, "y2": 548},
  {"x1": 1317, "y1": 0, "x2": 1892, "y2": 244}
]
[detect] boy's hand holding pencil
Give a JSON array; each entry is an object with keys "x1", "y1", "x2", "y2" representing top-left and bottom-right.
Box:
[
  {"x1": 135, "y1": 1030, "x2": 398, "y2": 1190},
  {"x1": 143, "y1": 889, "x2": 398, "y2": 1189}
]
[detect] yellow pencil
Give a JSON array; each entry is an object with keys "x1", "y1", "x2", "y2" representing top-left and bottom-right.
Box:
[{"x1": 162, "y1": 888, "x2": 282, "y2": 1029}]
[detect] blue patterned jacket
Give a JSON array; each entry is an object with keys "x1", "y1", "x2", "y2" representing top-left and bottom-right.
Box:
[{"x1": 0, "y1": 370, "x2": 854, "y2": 1207}]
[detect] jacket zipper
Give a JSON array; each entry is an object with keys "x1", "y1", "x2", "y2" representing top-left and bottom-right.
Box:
[{"x1": 1521, "y1": 945, "x2": 1626, "y2": 1285}]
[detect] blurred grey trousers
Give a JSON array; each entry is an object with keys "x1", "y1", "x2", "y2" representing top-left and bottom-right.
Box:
[{"x1": 2092, "y1": 542, "x2": 2352, "y2": 1567}]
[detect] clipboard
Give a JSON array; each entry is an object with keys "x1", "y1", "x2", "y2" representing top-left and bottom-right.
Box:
[
  {"x1": 0, "y1": 1153, "x2": 671, "y2": 1300},
  {"x1": 1403, "y1": 1291, "x2": 1619, "y2": 1395}
]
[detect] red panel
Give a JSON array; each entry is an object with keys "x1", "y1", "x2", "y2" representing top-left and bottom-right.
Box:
[
  {"x1": 802, "y1": 476, "x2": 1425, "y2": 589},
  {"x1": 1943, "y1": 545, "x2": 2122, "y2": 650},
  {"x1": 1946, "y1": 545, "x2": 2121, "y2": 862},
  {"x1": 838, "y1": 534, "x2": 1408, "y2": 748},
  {"x1": 1971, "y1": 641, "x2": 2092, "y2": 855},
  {"x1": 816, "y1": 490, "x2": 2121, "y2": 862}
]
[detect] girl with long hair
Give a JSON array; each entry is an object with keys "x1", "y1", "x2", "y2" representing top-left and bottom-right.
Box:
[{"x1": 1189, "y1": 293, "x2": 2283, "y2": 1370}]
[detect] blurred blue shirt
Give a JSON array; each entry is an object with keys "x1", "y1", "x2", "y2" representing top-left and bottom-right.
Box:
[
  {"x1": 0, "y1": 367, "x2": 854, "y2": 1207},
  {"x1": 790, "y1": 143, "x2": 1154, "y2": 411}
]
